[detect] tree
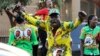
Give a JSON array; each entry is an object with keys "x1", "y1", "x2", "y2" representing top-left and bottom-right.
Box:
[{"x1": 0, "y1": 0, "x2": 32, "y2": 27}]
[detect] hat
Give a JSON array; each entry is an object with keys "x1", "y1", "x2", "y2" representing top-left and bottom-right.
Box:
[
  {"x1": 49, "y1": 8, "x2": 60, "y2": 16},
  {"x1": 35, "y1": 8, "x2": 49, "y2": 15}
]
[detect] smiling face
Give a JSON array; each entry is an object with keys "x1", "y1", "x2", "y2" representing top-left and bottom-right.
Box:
[{"x1": 89, "y1": 16, "x2": 98, "y2": 27}]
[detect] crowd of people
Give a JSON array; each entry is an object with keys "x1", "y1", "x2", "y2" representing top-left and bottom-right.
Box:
[{"x1": 6, "y1": 0, "x2": 100, "y2": 56}]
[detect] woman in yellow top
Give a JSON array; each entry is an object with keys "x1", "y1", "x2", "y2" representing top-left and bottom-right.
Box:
[{"x1": 19, "y1": 8, "x2": 87, "y2": 56}]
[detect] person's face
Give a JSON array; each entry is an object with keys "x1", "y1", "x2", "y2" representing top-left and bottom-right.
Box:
[
  {"x1": 90, "y1": 16, "x2": 98, "y2": 27},
  {"x1": 50, "y1": 16, "x2": 60, "y2": 28}
]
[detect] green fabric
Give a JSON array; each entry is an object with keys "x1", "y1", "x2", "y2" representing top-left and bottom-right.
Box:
[
  {"x1": 31, "y1": 28, "x2": 38, "y2": 45},
  {"x1": 8, "y1": 28, "x2": 15, "y2": 45},
  {"x1": 8, "y1": 25, "x2": 38, "y2": 56},
  {"x1": 80, "y1": 26, "x2": 100, "y2": 55},
  {"x1": 49, "y1": 8, "x2": 60, "y2": 15},
  {"x1": 80, "y1": 26, "x2": 100, "y2": 40},
  {"x1": 84, "y1": 48, "x2": 99, "y2": 55}
]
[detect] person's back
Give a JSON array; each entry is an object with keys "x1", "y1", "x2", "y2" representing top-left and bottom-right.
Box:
[{"x1": 8, "y1": 16, "x2": 38, "y2": 56}]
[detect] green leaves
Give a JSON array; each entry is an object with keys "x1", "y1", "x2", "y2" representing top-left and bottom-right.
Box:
[
  {"x1": 0, "y1": 0, "x2": 14, "y2": 15},
  {"x1": 19, "y1": 0, "x2": 32, "y2": 6},
  {"x1": 0, "y1": 0, "x2": 14, "y2": 9},
  {"x1": 0, "y1": 0, "x2": 32, "y2": 14}
]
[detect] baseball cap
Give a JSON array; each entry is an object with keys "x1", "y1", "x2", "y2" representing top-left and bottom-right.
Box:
[{"x1": 49, "y1": 8, "x2": 60, "y2": 16}]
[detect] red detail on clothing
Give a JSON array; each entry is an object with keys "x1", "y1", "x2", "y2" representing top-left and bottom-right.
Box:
[
  {"x1": 16, "y1": 31, "x2": 20, "y2": 37},
  {"x1": 96, "y1": 33, "x2": 100, "y2": 42},
  {"x1": 35, "y1": 8, "x2": 49, "y2": 20},
  {"x1": 27, "y1": 30, "x2": 31, "y2": 36}
]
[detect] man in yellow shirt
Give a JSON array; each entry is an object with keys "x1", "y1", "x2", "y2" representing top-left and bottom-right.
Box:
[{"x1": 18, "y1": 8, "x2": 87, "y2": 56}]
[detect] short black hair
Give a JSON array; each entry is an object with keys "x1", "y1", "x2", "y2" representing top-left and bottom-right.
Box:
[
  {"x1": 87, "y1": 15, "x2": 95, "y2": 25},
  {"x1": 15, "y1": 15, "x2": 24, "y2": 24}
]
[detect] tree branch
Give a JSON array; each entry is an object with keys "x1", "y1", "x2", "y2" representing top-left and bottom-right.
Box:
[{"x1": 4, "y1": 9, "x2": 16, "y2": 27}]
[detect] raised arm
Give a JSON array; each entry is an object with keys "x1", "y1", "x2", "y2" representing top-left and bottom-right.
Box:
[
  {"x1": 63, "y1": 11, "x2": 87, "y2": 31},
  {"x1": 22, "y1": 12, "x2": 41, "y2": 26}
]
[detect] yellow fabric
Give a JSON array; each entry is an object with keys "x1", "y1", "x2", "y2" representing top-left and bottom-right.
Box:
[
  {"x1": 23, "y1": 13, "x2": 81, "y2": 56},
  {"x1": 22, "y1": 12, "x2": 40, "y2": 26},
  {"x1": 34, "y1": 16, "x2": 41, "y2": 20}
]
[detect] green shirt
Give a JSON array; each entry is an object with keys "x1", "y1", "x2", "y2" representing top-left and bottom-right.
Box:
[
  {"x1": 8, "y1": 24, "x2": 38, "y2": 55},
  {"x1": 80, "y1": 26, "x2": 100, "y2": 55}
]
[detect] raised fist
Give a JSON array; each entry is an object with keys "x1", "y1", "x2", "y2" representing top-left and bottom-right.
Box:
[{"x1": 78, "y1": 11, "x2": 87, "y2": 21}]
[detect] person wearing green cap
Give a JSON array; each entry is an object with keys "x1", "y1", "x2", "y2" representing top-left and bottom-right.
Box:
[
  {"x1": 8, "y1": 15, "x2": 38, "y2": 56},
  {"x1": 20, "y1": 9, "x2": 87, "y2": 56},
  {"x1": 12, "y1": 5, "x2": 87, "y2": 55}
]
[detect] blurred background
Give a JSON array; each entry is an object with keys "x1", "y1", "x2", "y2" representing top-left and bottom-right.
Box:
[{"x1": 0, "y1": 0, "x2": 100, "y2": 56}]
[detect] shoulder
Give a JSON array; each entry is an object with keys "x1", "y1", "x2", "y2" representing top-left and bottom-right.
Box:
[
  {"x1": 96, "y1": 26, "x2": 100, "y2": 28},
  {"x1": 25, "y1": 24, "x2": 36, "y2": 32},
  {"x1": 82, "y1": 26, "x2": 88, "y2": 29},
  {"x1": 61, "y1": 21, "x2": 71, "y2": 25},
  {"x1": 61, "y1": 21, "x2": 73, "y2": 27},
  {"x1": 9, "y1": 27, "x2": 16, "y2": 33},
  {"x1": 25, "y1": 24, "x2": 37, "y2": 29},
  {"x1": 81, "y1": 26, "x2": 88, "y2": 32}
]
